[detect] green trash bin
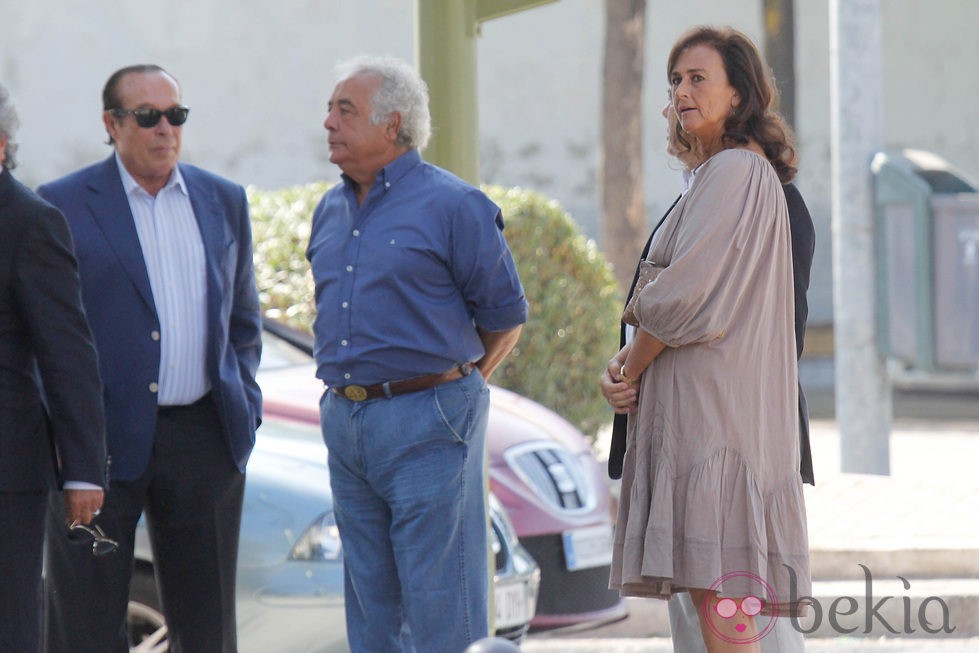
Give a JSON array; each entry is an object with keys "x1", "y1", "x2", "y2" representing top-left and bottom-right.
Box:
[{"x1": 872, "y1": 149, "x2": 979, "y2": 372}]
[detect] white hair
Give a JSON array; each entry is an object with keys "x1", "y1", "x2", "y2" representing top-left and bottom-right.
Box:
[
  {"x1": 335, "y1": 56, "x2": 431, "y2": 151},
  {"x1": 0, "y1": 83, "x2": 21, "y2": 169}
]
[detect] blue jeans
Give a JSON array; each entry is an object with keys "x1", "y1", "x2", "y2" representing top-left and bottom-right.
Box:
[{"x1": 320, "y1": 370, "x2": 490, "y2": 653}]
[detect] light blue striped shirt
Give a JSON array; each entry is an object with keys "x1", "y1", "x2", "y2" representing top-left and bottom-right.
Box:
[{"x1": 117, "y1": 155, "x2": 209, "y2": 406}]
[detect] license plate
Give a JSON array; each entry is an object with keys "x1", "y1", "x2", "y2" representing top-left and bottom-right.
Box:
[
  {"x1": 494, "y1": 580, "x2": 535, "y2": 629},
  {"x1": 561, "y1": 524, "x2": 613, "y2": 571}
]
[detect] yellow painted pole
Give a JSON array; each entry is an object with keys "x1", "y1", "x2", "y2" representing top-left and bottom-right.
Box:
[
  {"x1": 416, "y1": 0, "x2": 479, "y2": 183},
  {"x1": 415, "y1": 0, "x2": 557, "y2": 183}
]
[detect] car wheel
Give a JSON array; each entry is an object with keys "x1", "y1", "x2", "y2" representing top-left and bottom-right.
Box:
[{"x1": 128, "y1": 566, "x2": 169, "y2": 652}]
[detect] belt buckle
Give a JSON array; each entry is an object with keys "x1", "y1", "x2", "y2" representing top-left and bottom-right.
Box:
[{"x1": 343, "y1": 385, "x2": 368, "y2": 402}]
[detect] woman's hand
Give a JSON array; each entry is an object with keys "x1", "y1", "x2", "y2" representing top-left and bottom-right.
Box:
[{"x1": 600, "y1": 356, "x2": 639, "y2": 414}]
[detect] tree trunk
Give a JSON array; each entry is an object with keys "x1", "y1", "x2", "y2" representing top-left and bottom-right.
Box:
[
  {"x1": 600, "y1": 0, "x2": 646, "y2": 293},
  {"x1": 763, "y1": 0, "x2": 797, "y2": 130}
]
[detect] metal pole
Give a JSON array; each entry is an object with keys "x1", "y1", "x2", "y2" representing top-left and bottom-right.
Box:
[
  {"x1": 416, "y1": 0, "x2": 480, "y2": 183},
  {"x1": 830, "y1": 0, "x2": 891, "y2": 474},
  {"x1": 415, "y1": 0, "x2": 557, "y2": 183}
]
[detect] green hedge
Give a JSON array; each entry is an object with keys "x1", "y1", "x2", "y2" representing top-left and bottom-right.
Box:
[
  {"x1": 247, "y1": 182, "x2": 622, "y2": 440},
  {"x1": 248, "y1": 182, "x2": 326, "y2": 329},
  {"x1": 482, "y1": 186, "x2": 622, "y2": 438}
]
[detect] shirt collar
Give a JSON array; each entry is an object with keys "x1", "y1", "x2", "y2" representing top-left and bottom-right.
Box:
[
  {"x1": 680, "y1": 168, "x2": 694, "y2": 192},
  {"x1": 115, "y1": 152, "x2": 187, "y2": 198},
  {"x1": 341, "y1": 148, "x2": 421, "y2": 194}
]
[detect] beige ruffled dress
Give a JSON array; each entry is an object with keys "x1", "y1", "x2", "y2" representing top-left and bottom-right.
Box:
[{"x1": 610, "y1": 149, "x2": 811, "y2": 616}]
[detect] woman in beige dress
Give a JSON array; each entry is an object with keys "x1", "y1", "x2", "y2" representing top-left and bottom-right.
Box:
[{"x1": 600, "y1": 26, "x2": 811, "y2": 653}]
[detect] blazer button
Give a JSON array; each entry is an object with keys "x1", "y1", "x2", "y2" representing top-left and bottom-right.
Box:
[
  {"x1": 151, "y1": 330, "x2": 161, "y2": 341},
  {"x1": 149, "y1": 382, "x2": 159, "y2": 393}
]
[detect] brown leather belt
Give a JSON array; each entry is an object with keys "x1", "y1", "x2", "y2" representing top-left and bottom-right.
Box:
[{"x1": 331, "y1": 363, "x2": 475, "y2": 402}]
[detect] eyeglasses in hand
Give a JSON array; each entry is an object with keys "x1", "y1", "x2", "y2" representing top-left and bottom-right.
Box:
[{"x1": 68, "y1": 522, "x2": 119, "y2": 556}]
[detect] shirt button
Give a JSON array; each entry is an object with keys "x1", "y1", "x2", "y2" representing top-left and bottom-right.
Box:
[
  {"x1": 346, "y1": 265, "x2": 353, "y2": 272},
  {"x1": 384, "y1": 182, "x2": 391, "y2": 189},
  {"x1": 352, "y1": 229, "x2": 360, "y2": 237},
  {"x1": 340, "y1": 340, "x2": 348, "y2": 347},
  {"x1": 341, "y1": 301, "x2": 349, "y2": 309},
  {"x1": 149, "y1": 382, "x2": 159, "y2": 393},
  {"x1": 151, "y1": 330, "x2": 160, "y2": 341},
  {"x1": 344, "y1": 373, "x2": 351, "y2": 380}
]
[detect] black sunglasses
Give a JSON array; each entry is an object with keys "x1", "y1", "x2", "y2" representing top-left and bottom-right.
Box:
[
  {"x1": 68, "y1": 522, "x2": 120, "y2": 556},
  {"x1": 110, "y1": 105, "x2": 190, "y2": 129}
]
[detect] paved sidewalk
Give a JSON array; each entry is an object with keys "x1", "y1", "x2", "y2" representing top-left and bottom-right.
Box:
[{"x1": 805, "y1": 418, "x2": 979, "y2": 561}]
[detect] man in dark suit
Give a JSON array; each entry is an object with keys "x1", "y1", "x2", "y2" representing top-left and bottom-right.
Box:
[
  {"x1": 0, "y1": 82, "x2": 106, "y2": 653},
  {"x1": 39, "y1": 65, "x2": 262, "y2": 653}
]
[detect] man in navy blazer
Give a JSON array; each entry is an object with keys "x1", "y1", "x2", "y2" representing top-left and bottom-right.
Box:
[
  {"x1": 0, "y1": 82, "x2": 106, "y2": 653},
  {"x1": 39, "y1": 65, "x2": 262, "y2": 653}
]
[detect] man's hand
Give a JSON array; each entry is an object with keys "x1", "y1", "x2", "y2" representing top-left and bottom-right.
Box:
[
  {"x1": 475, "y1": 325, "x2": 523, "y2": 381},
  {"x1": 64, "y1": 489, "x2": 105, "y2": 526}
]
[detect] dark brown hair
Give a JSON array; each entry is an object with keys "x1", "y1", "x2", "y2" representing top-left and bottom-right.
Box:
[
  {"x1": 102, "y1": 64, "x2": 178, "y2": 111},
  {"x1": 101, "y1": 64, "x2": 180, "y2": 145},
  {"x1": 667, "y1": 26, "x2": 797, "y2": 183}
]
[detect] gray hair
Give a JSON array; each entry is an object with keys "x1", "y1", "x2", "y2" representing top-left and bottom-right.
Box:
[
  {"x1": 0, "y1": 82, "x2": 21, "y2": 170},
  {"x1": 335, "y1": 56, "x2": 431, "y2": 151}
]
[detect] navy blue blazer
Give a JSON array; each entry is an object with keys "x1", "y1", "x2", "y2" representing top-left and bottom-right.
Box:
[{"x1": 38, "y1": 156, "x2": 262, "y2": 482}]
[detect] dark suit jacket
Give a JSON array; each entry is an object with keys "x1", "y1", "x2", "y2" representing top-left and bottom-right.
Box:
[
  {"x1": 608, "y1": 183, "x2": 816, "y2": 484},
  {"x1": 784, "y1": 183, "x2": 816, "y2": 485},
  {"x1": 38, "y1": 156, "x2": 262, "y2": 482},
  {"x1": 0, "y1": 168, "x2": 106, "y2": 491}
]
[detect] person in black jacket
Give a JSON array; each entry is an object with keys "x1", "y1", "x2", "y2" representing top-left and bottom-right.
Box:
[{"x1": 0, "y1": 82, "x2": 107, "y2": 653}]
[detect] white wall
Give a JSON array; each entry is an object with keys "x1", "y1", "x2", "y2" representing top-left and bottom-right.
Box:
[
  {"x1": 479, "y1": 0, "x2": 979, "y2": 325},
  {"x1": 3, "y1": 0, "x2": 415, "y2": 189},
  {"x1": 4, "y1": 0, "x2": 978, "y2": 325},
  {"x1": 478, "y1": 0, "x2": 763, "y2": 238}
]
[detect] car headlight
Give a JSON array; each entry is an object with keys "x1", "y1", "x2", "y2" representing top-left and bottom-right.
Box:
[
  {"x1": 289, "y1": 511, "x2": 342, "y2": 561},
  {"x1": 503, "y1": 442, "x2": 597, "y2": 514},
  {"x1": 490, "y1": 522, "x2": 503, "y2": 558}
]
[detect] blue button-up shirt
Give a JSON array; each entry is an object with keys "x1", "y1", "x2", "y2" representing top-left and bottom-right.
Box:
[{"x1": 306, "y1": 149, "x2": 528, "y2": 387}]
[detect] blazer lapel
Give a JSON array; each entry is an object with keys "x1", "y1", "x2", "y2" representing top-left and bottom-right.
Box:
[
  {"x1": 182, "y1": 165, "x2": 229, "y2": 320},
  {"x1": 87, "y1": 157, "x2": 157, "y2": 313}
]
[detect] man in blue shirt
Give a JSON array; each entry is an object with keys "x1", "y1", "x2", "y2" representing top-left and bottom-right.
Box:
[{"x1": 307, "y1": 56, "x2": 527, "y2": 652}]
